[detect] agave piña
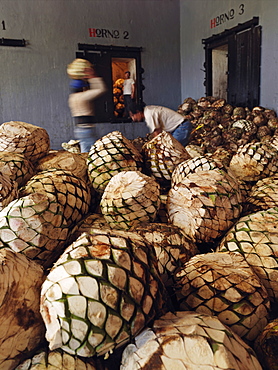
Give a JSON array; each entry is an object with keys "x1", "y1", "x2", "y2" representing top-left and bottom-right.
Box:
[
  {"x1": 20, "y1": 169, "x2": 91, "y2": 228},
  {"x1": 100, "y1": 170, "x2": 161, "y2": 230},
  {"x1": 0, "y1": 249, "x2": 45, "y2": 370},
  {"x1": 121, "y1": 311, "x2": 262, "y2": 369},
  {"x1": 142, "y1": 131, "x2": 190, "y2": 187},
  {"x1": 35, "y1": 150, "x2": 88, "y2": 183},
  {"x1": 0, "y1": 151, "x2": 35, "y2": 188},
  {"x1": 171, "y1": 155, "x2": 224, "y2": 187},
  {"x1": 0, "y1": 192, "x2": 69, "y2": 268},
  {"x1": 0, "y1": 172, "x2": 18, "y2": 211},
  {"x1": 167, "y1": 169, "x2": 242, "y2": 244},
  {"x1": 174, "y1": 252, "x2": 270, "y2": 342},
  {"x1": 229, "y1": 141, "x2": 278, "y2": 182},
  {"x1": 254, "y1": 318, "x2": 278, "y2": 370},
  {"x1": 40, "y1": 228, "x2": 166, "y2": 358},
  {"x1": 0, "y1": 121, "x2": 50, "y2": 163},
  {"x1": 217, "y1": 207, "x2": 278, "y2": 302},
  {"x1": 15, "y1": 347, "x2": 98, "y2": 370},
  {"x1": 87, "y1": 131, "x2": 143, "y2": 194},
  {"x1": 244, "y1": 176, "x2": 278, "y2": 214},
  {"x1": 132, "y1": 223, "x2": 198, "y2": 287}
]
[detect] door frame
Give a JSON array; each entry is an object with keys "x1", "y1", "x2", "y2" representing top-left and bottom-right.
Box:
[
  {"x1": 202, "y1": 17, "x2": 261, "y2": 108},
  {"x1": 77, "y1": 44, "x2": 144, "y2": 123}
]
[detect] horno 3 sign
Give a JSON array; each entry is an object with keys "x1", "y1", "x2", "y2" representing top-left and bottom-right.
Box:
[{"x1": 210, "y1": 4, "x2": 245, "y2": 29}]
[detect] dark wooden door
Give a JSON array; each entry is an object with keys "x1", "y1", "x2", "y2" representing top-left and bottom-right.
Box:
[
  {"x1": 203, "y1": 17, "x2": 261, "y2": 109},
  {"x1": 228, "y1": 25, "x2": 261, "y2": 108}
]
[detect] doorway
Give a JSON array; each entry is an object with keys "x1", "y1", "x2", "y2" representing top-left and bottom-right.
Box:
[
  {"x1": 203, "y1": 17, "x2": 261, "y2": 109},
  {"x1": 212, "y1": 44, "x2": 228, "y2": 100},
  {"x1": 111, "y1": 57, "x2": 136, "y2": 119},
  {"x1": 76, "y1": 44, "x2": 144, "y2": 123}
]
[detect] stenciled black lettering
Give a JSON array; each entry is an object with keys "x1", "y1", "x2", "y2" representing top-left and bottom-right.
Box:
[
  {"x1": 96, "y1": 28, "x2": 102, "y2": 37},
  {"x1": 215, "y1": 16, "x2": 220, "y2": 26},
  {"x1": 107, "y1": 29, "x2": 114, "y2": 38},
  {"x1": 89, "y1": 28, "x2": 128, "y2": 38},
  {"x1": 123, "y1": 31, "x2": 129, "y2": 39},
  {"x1": 220, "y1": 14, "x2": 225, "y2": 24},
  {"x1": 230, "y1": 8, "x2": 235, "y2": 19},
  {"x1": 239, "y1": 4, "x2": 244, "y2": 15},
  {"x1": 113, "y1": 30, "x2": 120, "y2": 39},
  {"x1": 102, "y1": 29, "x2": 108, "y2": 38}
]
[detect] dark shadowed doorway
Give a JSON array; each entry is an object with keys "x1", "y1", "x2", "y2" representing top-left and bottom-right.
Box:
[{"x1": 203, "y1": 17, "x2": 261, "y2": 109}]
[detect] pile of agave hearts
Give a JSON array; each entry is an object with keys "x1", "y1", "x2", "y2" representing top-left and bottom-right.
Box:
[
  {"x1": 1, "y1": 97, "x2": 278, "y2": 370},
  {"x1": 177, "y1": 96, "x2": 278, "y2": 156}
]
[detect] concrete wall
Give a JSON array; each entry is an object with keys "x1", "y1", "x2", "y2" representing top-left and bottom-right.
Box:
[
  {"x1": 4, "y1": 0, "x2": 277, "y2": 150},
  {"x1": 180, "y1": 0, "x2": 278, "y2": 111},
  {"x1": 0, "y1": 0, "x2": 180, "y2": 149}
]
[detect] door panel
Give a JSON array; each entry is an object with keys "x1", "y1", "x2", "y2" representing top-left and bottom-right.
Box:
[
  {"x1": 250, "y1": 26, "x2": 261, "y2": 108},
  {"x1": 228, "y1": 25, "x2": 261, "y2": 108},
  {"x1": 203, "y1": 17, "x2": 261, "y2": 109}
]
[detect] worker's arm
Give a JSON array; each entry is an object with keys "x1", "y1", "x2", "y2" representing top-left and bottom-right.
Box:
[
  {"x1": 80, "y1": 77, "x2": 107, "y2": 101},
  {"x1": 82, "y1": 67, "x2": 107, "y2": 100},
  {"x1": 131, "y1": 82, "x2": 135, "y2": 99},
  {"x1": 151, "y1": 128, "x2": 162, "y2": 138}
]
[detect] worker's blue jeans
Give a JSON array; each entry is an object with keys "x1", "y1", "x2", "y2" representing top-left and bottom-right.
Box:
[
  {"x1": 74, "y1": 125, "x2": 97, "y2": 153},
  {"x1": 171, "y1": 120, "x2": 192, "y2": 147}
]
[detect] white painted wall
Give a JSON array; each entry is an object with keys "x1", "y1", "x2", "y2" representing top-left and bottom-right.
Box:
[
  {"x1": 0, "y1": 0, "x2": 180, "y2": 149},
  {"x1": 180, "y1": 0, "x2": 278, "y2": 112}
]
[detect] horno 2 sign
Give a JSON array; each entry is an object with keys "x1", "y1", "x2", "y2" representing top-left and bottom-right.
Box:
[{"x1": 89, "y1": 28, "x2": 129, "y2": 39}]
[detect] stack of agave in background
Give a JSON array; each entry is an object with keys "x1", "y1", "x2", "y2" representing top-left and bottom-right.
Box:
[{"x1": 0, "y1": 94, "x2": 278, "y2": 369}]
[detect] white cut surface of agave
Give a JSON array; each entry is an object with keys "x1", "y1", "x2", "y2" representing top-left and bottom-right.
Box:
[
  {"x1": 167, "y1": 169, "x2": 242, "y2": 243},
  {"x1": 100, "y1": 170, "x2": 161, "y2": 230}
]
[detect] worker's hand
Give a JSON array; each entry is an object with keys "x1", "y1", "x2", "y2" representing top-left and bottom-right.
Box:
[
  {"x1": 151, "y1": 128, "x2": 162, "y2": 138},
  {"x1": 84, "y1": 67, "x2": 97, "y2": 79}
]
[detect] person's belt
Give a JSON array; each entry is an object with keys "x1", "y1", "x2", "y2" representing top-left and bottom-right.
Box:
[{"x1": 74, "y1": 116, "x2": 96, "y2": 124}]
